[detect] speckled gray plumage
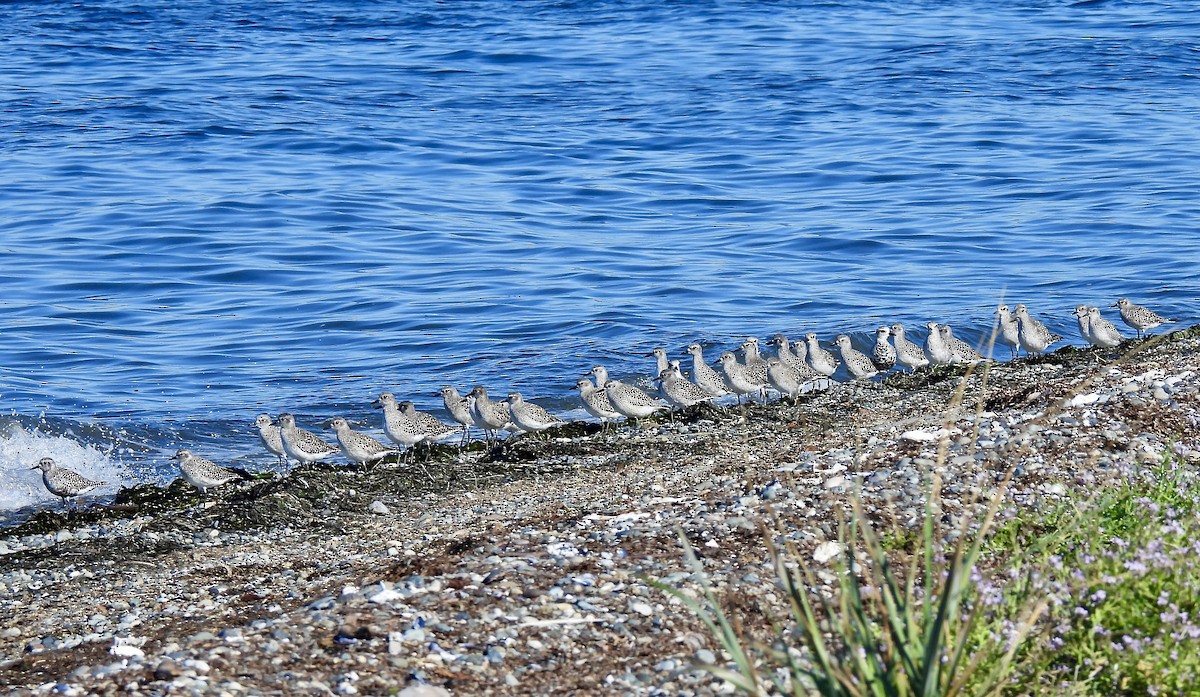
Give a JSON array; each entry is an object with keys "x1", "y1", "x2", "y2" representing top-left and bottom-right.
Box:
[
  {"x1": 575, "y1": 378, "x2": 620, "y2": 422},
  {"x1": 277, "y1": 413, "x2": 339, "y2": 464},
  {"x1": 603, "y1": 379, "x2": 664, "y2": 420},
  {"x1": 890, "y1": 323, "x2": 929, "y2": 371},
  {"x1": 872, "y1": 326, "x2": 896, "y2": 370},
  {"x1": 32, "y1": 458, "x2": 104, "y2": 503},
  {"x1": 1014, "y1": 304, "x2": 1063, "y2": 354},
  {"x1": 1087, "y1": 306, "x2": 1124, "y2": 348},
  {"x1": 940, "y1": 325, "x2": 985, "y2": 365},
  {"x1": 328, "y1": 417, "x2": 397, "y2": 465},
  {"x1": 834, "y1": 335, "x2": 879, "y2": 380},
  {"x1": 1114, "y1": 298, "x2": 1174, "y2": 338},
  {"x1": 804, "y1": 333, "x2": 839, "y2": 377},
  {"x1": 507, "y1": 392, "x2": 565, "y2": 433},
  {"x1": 686, "y1": 344, "x2": 731, "y2": 398},
  {"x1": 172, "y1": 449, "x2": 242, "y2": 493}
]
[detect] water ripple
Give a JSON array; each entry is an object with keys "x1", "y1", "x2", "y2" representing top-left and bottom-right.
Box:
[{"x1": 0, "y1": 0, "x2": 1197, "y2": 507}]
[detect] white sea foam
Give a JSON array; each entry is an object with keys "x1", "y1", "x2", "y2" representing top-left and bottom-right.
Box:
[{"x1": 0, "y1": 421, "x2": 130, "y2": 511}]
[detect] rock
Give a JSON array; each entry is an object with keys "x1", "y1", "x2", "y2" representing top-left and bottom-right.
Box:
[
  {"x1": 369, "y1": 500, "x2": 391, "y2": 515},
  {"x1": 153, "y1": 659, "x2": 182, "y2": 681},
  {"x1": 813, "y1": 541, "x2": 844, "y2": 564},
  {"x1": 397, "y1": 684, "x2": 452, "y2": 697}
]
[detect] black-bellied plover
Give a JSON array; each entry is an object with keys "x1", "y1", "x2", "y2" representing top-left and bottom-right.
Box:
[
  {"x1": 994, "y1": 305, "x2": 1021, "y2": 359},
  {"x1": 328, "y1": 417, "x2": 398, "y2": 467},
  {"x1": 767, "y1": 334, "x2": 806, "y2": 371},
  {"x1": 1014, "y1": 304, "x2": 1063, "y2": 354},
  {"x1": 871, "y1": 326, "x2": 896, "y2": 371},
  {"x1": 648, "y1": 347, "x2": 671, "y2": 399},
  {"x1": 254, "y1": 414, "x2": 286, "y2": 467},
  {"x1": 719, "y1": 351, "x2": 768, "y2": 404},
  {"x1": 400, "y1": 401, "x2": 460, "y2": 445},
  {"x1": 1113, "y1": 298, "x2": 1175, "y2": 338},
  {"x1": 924, "y1": 322, "x2": 954, "y2": 366},
  {"x1": 804, "y1": 333, "x2": 839, "y2": 377},
  {"x1": 506, "y1": 392, "x2": 565, "y2": 437},
  {"x1": 603, "y1": 377, "x2": 665, "y2": 427},
  {"x1": 766, "y1": 356, "x2": 828, "y2": 401},
  {"x1": 467, "y1": 386, "x2": 512, "y2": 446},
  {"x1": 939, "y1": 325, "x2": 985, "y2": 365},
  {"x1": 1074, "y1": 304, "x2": 1094, "y2": 346},
  {"x1": 30, "y1": 457, "x2": 104, "y2": 509},
  {"x1": 374, "y1": 392, "x2": 426, "y2": 454},
  {"x1": 440, "y1": 386, "x2": 477, "y2": 446},
  {"x1": 834, "y1": 334, "x2": 879, "y2": 380},
  {"x1": 656, "y1": 365, "x2": 712, "y2": 410},
  {"x1": 171, "y1": 449, "x2": 247, "y2": 494},
  {"x1": 742, "y1": 337, "x2": 768, "y2": 370},
  {"x1": 685, "y1": 344, "x2": 731, "y2": 398},
  {"x1": 575, "y1": 377, "x2": 620, "y2": 430},
  {"x1": 890, "y1": 323, "x2": 929, "y2": 372},
  {"x1": 740, "y1": 338, "x2": 771, "y2": 401},
  {"x1": 278, "y1": 413, "x2": 339, "y2": 466},
  {"x1": 1086, "y1": 306, "x2": 1124, "y2": 348}
]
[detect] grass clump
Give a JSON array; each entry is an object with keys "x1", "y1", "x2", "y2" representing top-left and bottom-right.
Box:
[
  {"x1": 659, "y1": 448, "x2": 1200, "y2": 696},
  {"x1": 1009, "y1": 452, "x2": 1200, "y2": 695}
]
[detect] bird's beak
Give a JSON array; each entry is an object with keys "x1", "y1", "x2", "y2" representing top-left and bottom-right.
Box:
[
  {"x1": 1110, "y1": 303, "x2": 1119, "y2": 308},
  {"x1": 372, "y1": 402, "x2": 382, "y2": 410},
  {"x1": 28, "y1": 465, "x2": 38, "y2": 470}
]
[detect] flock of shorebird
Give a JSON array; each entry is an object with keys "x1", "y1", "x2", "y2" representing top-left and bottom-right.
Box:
[{"x1": 29, "y1": 297, "x2": 1176, "y2": 510}]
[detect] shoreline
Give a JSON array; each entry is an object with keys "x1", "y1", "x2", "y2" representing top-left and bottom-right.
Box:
[{"x1": 2, "y1": 328, "x2": 1198, "y2": 694}]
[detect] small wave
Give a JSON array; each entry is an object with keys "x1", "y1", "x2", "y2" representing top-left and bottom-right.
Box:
[{"x1": 0, "y1": 418, "x2": 133, "y2": 512}]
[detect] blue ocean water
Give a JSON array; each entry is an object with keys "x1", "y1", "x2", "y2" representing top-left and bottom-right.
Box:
[{"x1": 1, "y1": 0, "x2": 1198, "y2": 511}]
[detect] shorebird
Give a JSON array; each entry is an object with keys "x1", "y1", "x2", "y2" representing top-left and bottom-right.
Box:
[
  {"x1": 171, "y1": 449, "x2": 247, "y2": 494},
  {"x1": 575, "y1": 377, "x2": 620, "y2": 431},
  {"x1": 685, "y1": 344, "x2": 731, "y2": 398},
  {"x1": 603, "y1": 377, "x2": 665, "y2": 427},
  {"x1": 872, "y1": 326, "x2": 896, "y2": 371},
  {"x1": 766, "y1": 356, "x2": 827, "y2": 401},
  {"x1": 741, "y1": 338, "x2": 771, "y2": 401},
  {"x1": 467, "y1": 386, "x2": 512, "y2": 446},
  {"x1": 804, "y1": 333, "x2": 839, "y2": 377},
  {"x1": 890, "y1": 323, "x2": 929, "y2": 372},
  {"x1": 328, "y1": 417, "x2": 398, "y2": 467},
  {"x1": 506, "y1": 392, "x2": 565, "y2": 437},
  {"x1": 254, "y1": 414, "x2": 286, "y2": 467},
  {"x1": 719, "y1": 351, "x2": 768, "y2": 404},
  {"x1": 767, "y1": 334, "x2": 807, "y2": 371},
  {"x1": 648, "y1": 347, "x2": 672, "y2": 399},
  {"x1": 278, "y1": 413, "x2": 339, "y2": 466},
  {"x1": 940, "y1": 325, "x2": 985, "y2": 365},
  {"x1": 1086, "y1": 306, "x2": 1124, "y2": 348},
  {"x1": 1074, "y1": 304, "x2": 1094, "y2": 346},
  {"x1": 924, "y1": 322, "x2": 954, "y2": 366},
  {"x1": 834, "y1": 334, "x2": 879, "y2": 380},
  {"x1": 440, "y1": 386, "x2": 477, "y2": 446},
  {"x1": 400, "y1": 401, "x2": 460, "y2": 445},
  {"x1": 1113, "y1": 298, "x2": 1175, "y2": 338},
  {"x1": 656, "y1": 365, "x2": 712, "y2": 410},
  {"x1": 1014, "y1": 304, "x2": 1063, "y2": 355},
  {"x1": 742, "y1": 337, "x2": 768, "y2": 370},
  {"x1": 994, "y1": 305, "x2": 1021, "y2": 360},
  {"x1": 374, "y1": 393, "x2": 430, "y2": 458},
  {"x1": 30, "y1": 457, "x2": 104, "y2": 509}
]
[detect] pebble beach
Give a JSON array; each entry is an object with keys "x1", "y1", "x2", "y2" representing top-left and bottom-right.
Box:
[{"x1": 2, "y1": 328, "x2": 1198, "y2": 695}]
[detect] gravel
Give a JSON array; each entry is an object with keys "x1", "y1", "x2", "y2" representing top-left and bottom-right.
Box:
[{"x1": 1, "y1": 329, "x2": 1198, "y2": 695}]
